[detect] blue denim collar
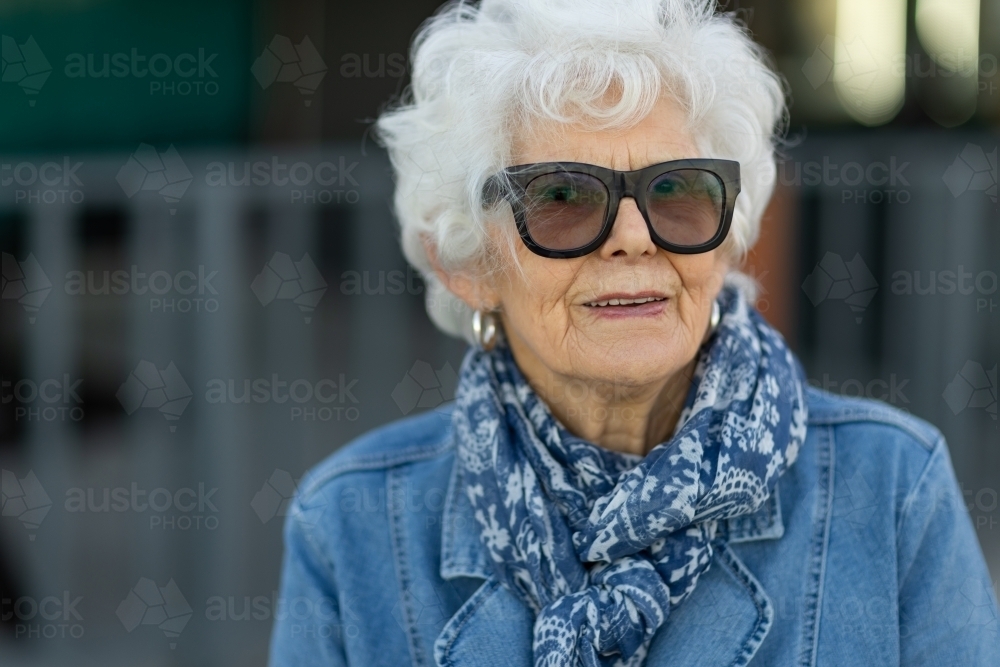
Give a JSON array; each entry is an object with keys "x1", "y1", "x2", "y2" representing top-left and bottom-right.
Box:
[
  {"x1": 440, "y1": 453, "x2": 492, "y2": 580},
  {"x1": 439, "y1": 446, "x2": 784, "y2": 582}
]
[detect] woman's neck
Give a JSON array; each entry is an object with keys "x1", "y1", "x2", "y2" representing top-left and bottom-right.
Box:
[{"x1": 505, "y1": 337, "x2": 697, "y2": 457}]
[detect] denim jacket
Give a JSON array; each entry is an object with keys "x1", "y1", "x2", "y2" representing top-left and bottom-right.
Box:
[{"x1": 268, "y1": 388, "x2": 1000, "y2": 666}]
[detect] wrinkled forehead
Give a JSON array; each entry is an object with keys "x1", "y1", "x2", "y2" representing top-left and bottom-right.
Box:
[{"x1": 509, "y1": 96, "x2": 699, "y2": 171}]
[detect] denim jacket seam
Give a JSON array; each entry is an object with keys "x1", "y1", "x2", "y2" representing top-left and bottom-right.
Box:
[
  {"x1": 806, "y1": 407, "x2": 938, "y2": 452},
  {"x1": 895, "y1": 434, "x2": 947, "y2": 586},
  {"x1": 387, "y1": 466, "x2": 428, "y2": 667},
  {"x1": 297, "y1": 435, "x2": 455, "y2": 502},
  {"x1": 798, "y1": 425, "x2": 834, "y2": 667}
]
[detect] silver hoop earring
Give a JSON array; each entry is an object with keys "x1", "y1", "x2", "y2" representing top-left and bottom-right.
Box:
[
  {"x1": 709, "y1": 300, "x2": 721, "y2": 333},
  {"x1": 472, "y1": 309, "x2": 499, "y2": 351}
]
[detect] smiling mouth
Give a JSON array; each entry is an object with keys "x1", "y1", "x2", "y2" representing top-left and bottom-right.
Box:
[{"x1": 584, "y1": 295, "x2": 667, "y2": 308}]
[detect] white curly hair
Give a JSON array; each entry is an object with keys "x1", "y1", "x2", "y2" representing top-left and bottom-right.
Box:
[{"x1": 374, "y1": 0, "x2": 786, "y2": 342}]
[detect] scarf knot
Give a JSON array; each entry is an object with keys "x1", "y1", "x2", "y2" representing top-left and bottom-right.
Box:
[{"x1": 454, "y1": 285, "x2": 807, "y2": 667}]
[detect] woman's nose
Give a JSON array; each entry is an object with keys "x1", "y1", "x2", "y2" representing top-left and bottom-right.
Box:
[{"x1": 599, "y1": 197, "x2": 658, "y2": 259}]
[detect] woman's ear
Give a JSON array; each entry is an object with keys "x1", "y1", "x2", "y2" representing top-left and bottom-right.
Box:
[{"x1": 423, "y1": 236, "x2": 501, "y2": 311}]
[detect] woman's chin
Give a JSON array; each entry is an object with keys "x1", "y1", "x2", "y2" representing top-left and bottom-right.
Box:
[
  {"x1": 574, "y1": 311, "x2": 694, "y2": 353},
  {"x1": 568, "y1": 337, "x2": 693, "y2": 385}
]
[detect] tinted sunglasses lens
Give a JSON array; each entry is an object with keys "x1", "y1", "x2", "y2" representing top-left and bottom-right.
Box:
[
  {"x1": 646, "y1": 169, "x2": 725, "y2": 247},
  {"x1": 522, "y1": 171, "x2": 609, "y2": 251}
]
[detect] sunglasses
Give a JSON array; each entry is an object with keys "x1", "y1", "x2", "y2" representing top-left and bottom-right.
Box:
[{"x1": 483, "y1": 159, "x2": 740, "y2": 259}]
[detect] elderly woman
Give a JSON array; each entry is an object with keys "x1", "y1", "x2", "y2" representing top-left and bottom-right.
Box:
[{"x1": 269, "y1": 1, "x2": 999, "y2": 665}]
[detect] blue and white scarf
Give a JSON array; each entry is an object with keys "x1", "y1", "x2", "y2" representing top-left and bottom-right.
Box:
[{"x1": 453, "y1": 285, "x2": 808, "y2": 667}]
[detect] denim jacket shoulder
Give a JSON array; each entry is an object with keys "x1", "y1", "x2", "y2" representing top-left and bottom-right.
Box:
[
  {"x1": 804, "y1": 385, "x2": 943, "y2": 447},
  {"x1": 269, "y1": 389, "x2": 1000, "y2": 667}
]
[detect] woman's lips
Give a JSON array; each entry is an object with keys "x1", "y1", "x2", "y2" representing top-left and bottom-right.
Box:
[{"x1": 582, "y1": 293, "x2": 668, "y2": 318}]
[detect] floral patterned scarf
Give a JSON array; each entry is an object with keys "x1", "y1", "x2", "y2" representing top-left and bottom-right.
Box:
[{"x1": 453, "y1": 285, "x2": 808, "y2": 667}]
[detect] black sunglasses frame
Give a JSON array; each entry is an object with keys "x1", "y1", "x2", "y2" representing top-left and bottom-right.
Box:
[{"x1": 483, "y1": 158, "x2": 741, "y2": 259}]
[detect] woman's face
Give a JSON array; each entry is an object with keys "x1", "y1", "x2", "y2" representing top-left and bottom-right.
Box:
[{"x1": 470, "y1": 96, "x2": 729, "y2": 393}]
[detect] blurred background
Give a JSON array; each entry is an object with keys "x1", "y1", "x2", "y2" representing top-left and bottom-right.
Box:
[{"x1": 0, "y1": 0, "x2": 997, "y2": 664}]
